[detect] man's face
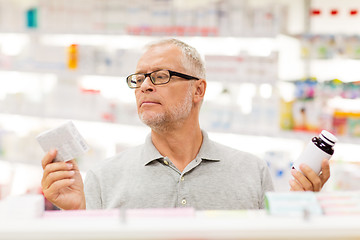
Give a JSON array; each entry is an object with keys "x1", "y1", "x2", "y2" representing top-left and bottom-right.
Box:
[{"x1": 134, "y1": 45, "x2": 194, "y2": 131}]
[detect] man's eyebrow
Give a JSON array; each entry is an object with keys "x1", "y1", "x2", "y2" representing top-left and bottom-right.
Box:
[{"x1": 134, "y1": 68, "x2": 166, "y2": 74}]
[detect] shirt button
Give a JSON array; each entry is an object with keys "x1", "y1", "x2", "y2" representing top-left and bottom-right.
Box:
[
  {"x1": 181, "y1": 176, "x2": 185, "y2": 181},
  {"x1": 181, "y1": 199, "x2": 187, "y2": 205},
  {"x1": 163, "y1": 160, "x2": 169, "y2": 165}
]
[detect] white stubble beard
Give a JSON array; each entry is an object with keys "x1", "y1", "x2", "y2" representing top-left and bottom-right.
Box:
[{"x1": 139, "y1": 84, "x2": 194, "y2": 132}]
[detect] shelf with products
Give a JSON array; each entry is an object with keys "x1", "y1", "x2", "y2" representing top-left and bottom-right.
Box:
[
  {"x1": 296, "y1": 33, "x2": 360, "y2": 82},
  {"x1": 278, "y1": 33, "x2": 360, "y2": 142},
  {"x1": 279, "y1": 79, "x2": 360, "y2": 137},
  {"x1": 0, "y1": 0, "x2": 290, "y2": 38},
  {"x1": 1, "y1": 202, "x2": 360, "y2": 240},
  {"x1": 0, "y1": 32, "x2": 280, "y2": 82}
]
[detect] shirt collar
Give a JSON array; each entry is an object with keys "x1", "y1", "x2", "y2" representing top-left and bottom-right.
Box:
[
  {"x1": 142, "y1": 134, "x2": 164, "y2": 166},
  {"x1": 196, "y1": 131, "x2": 221, "y2": 162},
  {"x1": 142, "y1": 130, "x2": 221, "y2": 166}
]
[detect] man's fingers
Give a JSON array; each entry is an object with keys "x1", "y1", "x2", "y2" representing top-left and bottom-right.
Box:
[
  {"x1": 42, "y1": 170, "x2": 75, "y2": 190},
  {"x1": 41, "y1": 149, "x2": 57, "y2": 169},
  {"x1": 44, "y1": 179, "x2": 75, "y2": 198},
  {"x1": 289, "y1": 179, "x2": 304, "y2": 191},
  {"x1": 319, "y1": 159, "x2": 331, "y2": 187},
  {"x1": 66, "y1": 159, "x2": 79, "y2": 171},
  {"x1": 299, "y1": 164, "x2": 322, "y2": 191},
  {"x1": 292, "y1": 161, "x2": 329, "y2": 192},
  {"x1": 42, "y1": 162, "x2": 74, "y2": 183},
  {"x1": 291, "y1": 168, "x2": 314, "y2": 191}
]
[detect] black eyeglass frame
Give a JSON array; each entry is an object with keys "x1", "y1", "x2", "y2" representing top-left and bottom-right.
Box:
[{"x1": 126, "y1": 69, "x2": 200, "y2": 89}]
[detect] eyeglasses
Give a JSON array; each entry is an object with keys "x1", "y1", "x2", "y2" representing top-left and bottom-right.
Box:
[{"x1": 126, "y1": 69, "x2": 199, "y2": 89}]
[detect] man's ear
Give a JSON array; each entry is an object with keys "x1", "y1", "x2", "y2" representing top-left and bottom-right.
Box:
[{"x1": 194, "y1": 79, "x2": 206, "y2": 104}]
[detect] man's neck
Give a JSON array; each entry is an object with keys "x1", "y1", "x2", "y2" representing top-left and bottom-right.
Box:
[{"x1": 151, "y1": 124, "x2": 203, "y2": 172}]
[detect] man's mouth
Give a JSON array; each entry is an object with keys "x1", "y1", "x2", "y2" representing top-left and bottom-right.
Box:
[{"x1": 140, "y1": 101, "x2": 161, "y2": 107}]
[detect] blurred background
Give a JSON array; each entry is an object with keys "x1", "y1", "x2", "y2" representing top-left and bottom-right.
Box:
[{"x1": 0, "y1": 0, "x2": 360, "y2": 201}]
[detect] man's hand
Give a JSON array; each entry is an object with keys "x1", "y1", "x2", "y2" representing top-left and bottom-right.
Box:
[
  {"x1": 289, "y1": 159, "x2": 330, "y2": 192},
  {"x1": 41, "y1": 149, "x2": 86, "y2": 210}
]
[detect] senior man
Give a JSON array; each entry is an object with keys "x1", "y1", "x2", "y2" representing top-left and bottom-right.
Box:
[{"x1": 41, "y1": 38, "x2": 330, "y2": 210}]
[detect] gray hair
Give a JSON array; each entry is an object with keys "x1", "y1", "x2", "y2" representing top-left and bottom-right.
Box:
[{"x1": 145, "y1": 38, "x2": 206, "y2": 79}]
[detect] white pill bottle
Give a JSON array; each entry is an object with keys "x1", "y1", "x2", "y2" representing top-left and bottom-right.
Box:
[{"x1": 293, "y1": 130, "x2": 338, "y2": 175}]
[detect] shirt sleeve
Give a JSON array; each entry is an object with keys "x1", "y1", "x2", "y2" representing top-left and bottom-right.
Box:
[
  {"x1": 84, "y1": 169, "x2": 102, "y2": 209},
  {"x1": 259, "y1": 160, "x2": 274, "y2": 208}
]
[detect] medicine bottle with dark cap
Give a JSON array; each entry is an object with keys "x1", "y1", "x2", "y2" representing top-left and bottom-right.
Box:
[{"x1": 293, "y1": 130, "x2": 338, "y2": 175}]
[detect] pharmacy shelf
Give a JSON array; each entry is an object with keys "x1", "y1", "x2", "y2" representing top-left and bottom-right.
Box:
[
  {"x1": 1, "y1": 210, "x2": 360, "y2": 240},
  {"x1": 304, "y1": 58, "x2": 360, "y2": 83}
]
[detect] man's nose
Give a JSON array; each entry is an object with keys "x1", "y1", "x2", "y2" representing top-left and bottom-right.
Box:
[{"x1": 140, "y1": 76, "x2": 155, "y2": 92}]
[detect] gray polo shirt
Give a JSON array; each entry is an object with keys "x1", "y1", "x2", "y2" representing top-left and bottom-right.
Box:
[{"x1": 84, "y1": 131, "x2": 274, "y2": 210}]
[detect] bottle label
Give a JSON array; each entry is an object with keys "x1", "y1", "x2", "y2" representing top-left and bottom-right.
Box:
[{"x1": 293, "y1": 141, "x2": 332, "y2": 174}]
